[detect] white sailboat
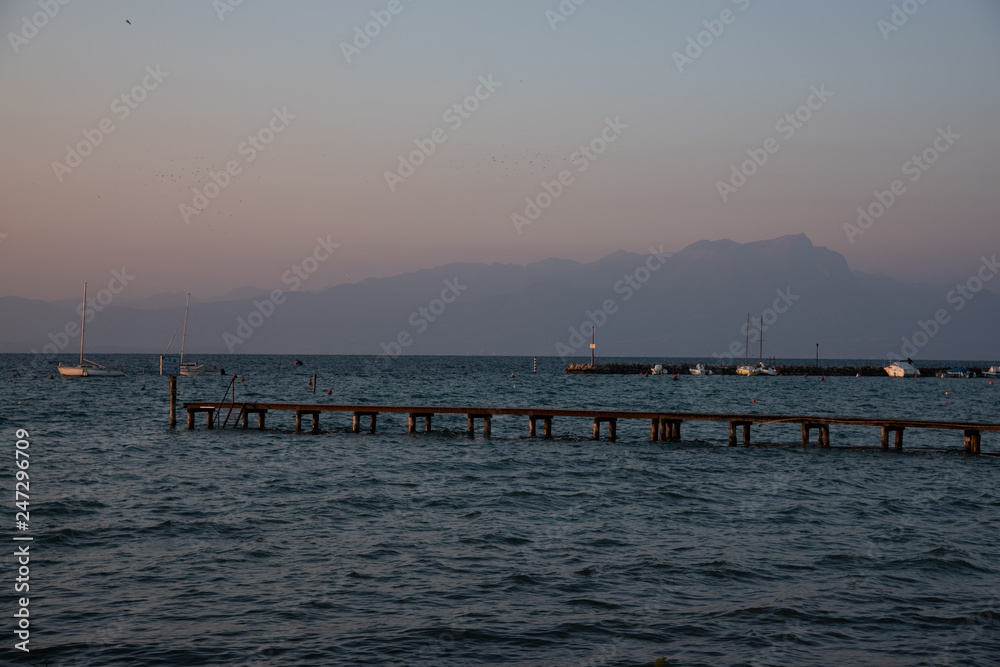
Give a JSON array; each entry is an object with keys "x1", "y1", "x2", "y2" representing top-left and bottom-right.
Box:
[
  {"x1": 755, "y1": 314, "x2": 777, "y2": 375},
  {"x1": 737, "y1": 313, "x2": 758, "y2": 376},
  {"x1": 57, "y1": 282, "x2": 125, "y2": 377},
  {"x1": 178, "y1": 294, "x2": 223, "y2": 376}
]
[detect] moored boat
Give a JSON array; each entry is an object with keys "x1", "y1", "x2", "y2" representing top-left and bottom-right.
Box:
[
  {"x1": 884, "y1": 361, "x2": 920, "y2": 377},
  {"x1": 57, "y1": 282, "x2": 125, "y2": 377},
  {"x1": 935, "y1": 368, "x2": 975, "y2": 378},
  {"x1": 689, "y1": 363, "x2": 713, "y2": 376}
]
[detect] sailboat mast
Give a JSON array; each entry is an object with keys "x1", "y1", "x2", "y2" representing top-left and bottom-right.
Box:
[
  {"x1": 744, "y1": 313, "x2": 749, "y2": 365},
  {"x1": 180, "y1": 293, "x2": 190, "y2": 365},
  {"x1": 759, "y1": 314, "x2": 763, "y2": 362},
  {"x1": 79, "y1": 282, "x2": 87, "y2": 366}
]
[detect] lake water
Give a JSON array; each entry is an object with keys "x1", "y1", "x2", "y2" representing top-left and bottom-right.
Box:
[{"x1": 2, "y1": 354, "x2": 999, "y2": 665}]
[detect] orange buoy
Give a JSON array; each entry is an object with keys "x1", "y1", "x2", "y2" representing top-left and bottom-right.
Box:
[
  {"x1": 327, "y1": 389, "x2": 332, "y2": 395},
  {"x1": 240, "y1": 377, "x2": 245, "y2": 382},
  {"x1": 48, "y1": 374, "x2": 54, "y2": 379},
  {"x1": 803, "y1": 373, "x2": 807, "y2": 377},
  {"x1": 820, "y1": 377, "x2": 824, "y2": 381},
  {"x1": 752, "y1": 398, "x2": 756, "y2": 403}
]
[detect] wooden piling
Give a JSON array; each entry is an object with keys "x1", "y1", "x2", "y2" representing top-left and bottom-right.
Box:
[
  {"x1": 169, "y1": 375, "x2": 176, "y2": 429},
  {"x1": 964, "y1": 429, "x2": 981, "y2": 455},
  {"x1": 593, "y1": 418, "x2": 600, "y2": 440},
  {"x1": 206, "y1": 410, "x2": 214, "y2": 429},
  {"x1": 650, "y1": 419, "x2": 659, "y2": 441},
  {"x1": 543, "y1": 417, "x2": 552, "y2": 438},
  {"x1": 529, "y1": 417, "x2": 536, "y2": 438},
  {"x1": 295, "y1": 412, "x2": 302, "y2": 432}
]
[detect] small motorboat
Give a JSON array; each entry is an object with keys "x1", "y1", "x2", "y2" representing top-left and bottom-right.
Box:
[
  {"x1": 754, "y1": 362, "x2": 777, "y2": 376},
  {"x1": 935, "y1": 368, "x2": 976, "y2": 378},
  {"x1": 689, "y1": 363, "x2": 713, "y2": 376},
  {"x1": 884, "y1": 361, "x2": 920, "y2": 377},
  {"x1": 650, "y1": 364, "x2": 664, "y2": 375},
  {"x1": 293, "y1": 360, "x2": 303, "y2": 366},
  {"x1": 984, "y1": 366, "x2": 1000, "y2": 378}
]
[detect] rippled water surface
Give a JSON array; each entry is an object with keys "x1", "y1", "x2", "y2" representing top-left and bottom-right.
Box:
[{"x1": 2, "y1": 354, "x2": 999, "y2": 665}]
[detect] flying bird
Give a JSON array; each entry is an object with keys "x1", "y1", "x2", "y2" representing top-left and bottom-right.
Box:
[{"x1": 125, "y1": 19, "x2": 131, "y2": 25}]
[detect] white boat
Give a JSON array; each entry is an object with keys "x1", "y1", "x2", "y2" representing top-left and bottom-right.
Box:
[
  {"x1": 884, "y1": 361, "x2": 920, "y2": 377},
  {"x1": 57, "y1": 282, "x2": 125, "y2": 377},
  {"x1": 755, "y1": 313, "x2": 777, "y2": 375},
  {"x1": 650, "y1": 364, "x2": 665, "y2": 375},
  {"x1": 736, "y1": 365, "x2": 758, "y2": 376},
  {"x1": 984, "y1": 366, "x2": 1000, "y2": 378},
  {"x1": 177, "y1": 294, "x2": 223, "y2": 376},
  {"x1": 754, "y1": 362, "x2": 778, "y2": 376},
  {"x1": 689, "y1": 363, "x2": 713, "y2": 375}
]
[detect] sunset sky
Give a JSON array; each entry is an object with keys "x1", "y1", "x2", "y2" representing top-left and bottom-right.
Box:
[{"x1": 2, "y1": 0, "x2": 998, "y2": 301}]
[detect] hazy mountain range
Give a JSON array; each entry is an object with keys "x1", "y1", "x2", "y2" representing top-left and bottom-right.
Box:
[{"x1": 3, "y1": 235, "x2": 998, "y2": 361}]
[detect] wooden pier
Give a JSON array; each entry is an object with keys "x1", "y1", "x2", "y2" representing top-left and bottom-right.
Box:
[{"x1": 182, "y1": 402, "x2": 998, "y2": 455}]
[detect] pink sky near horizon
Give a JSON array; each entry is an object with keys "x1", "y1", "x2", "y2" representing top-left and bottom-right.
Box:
[{"x1": 1, "y1": 0, "x2": 998, "y2": 301}]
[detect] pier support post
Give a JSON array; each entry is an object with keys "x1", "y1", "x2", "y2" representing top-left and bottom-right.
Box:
[
  {"x1": 241, "y1": 411, "x2": 248, "y2": 428},
  {"x1": 187, "y1": 409, "x2": 195, "y2": 430},
  {"x1": 650, "y1": 419, "x2": 659, "y2": 441},
  {"x1": 529, "y1": 417, "x2": 536, "y2": 439},
  {"x1": 169, "y1": 376, "x2": 176, "y2": 429},
  {"x1": 543, "y1": 417, "x2": 552, "y2": 438},
  {"x1": 467, "y1": 414, "x2": 475, "y2": 438},
  {"x1": 801, "y1": 423, "x2": 809, "y2": 446},
  {"x1": 352, "y1": 414, "x2": 360, "y2": 433},
  {"x1": 881, "y1": 425, "x2": 903, "y2": 450},
  {"x1": 593, "y1": 419, "x2": 600, "y2": 440},
  {"x1": 295, "y1": 412, "x2": 302, "y2": 432},
  {"x1": 408, "y1": 414, "x2": 415, "y2": 434},
  {"x1": 311, "y1": 413, "x2": 319, "y2": 434},
  {"x1": 743, "y1": 423, "x2": 751, "y2": 445},
  {"x1": 819, "y1": 425, "x2": 830, "y2": 447},
  {"x1": 425, "y1": 415, "x2": 432, "y2": 432},
  {"x1": 483, "y1": 415, "x2": 491, "y2": 439},
  {"x1": 728, "y1": 421, "x2": 737, "y2": 446},
  {"x1": 608, "y1": 419, "x2": 617, "y2": 442},
  {"x1": 258, "y1": 411, "x2": 266, "y2": 430},
  {"x1": 370, "y1": 414, "x2": 377, "y2": 433},
  {"x1": 670, "y1": 421, "x2": 681, "y2": 440},
  {"x1": 206, "y1": 409, "x2": 215, "y2": 429},
  {"x1": 964, "y1": 429, "x2": 981, "y2": 455}
]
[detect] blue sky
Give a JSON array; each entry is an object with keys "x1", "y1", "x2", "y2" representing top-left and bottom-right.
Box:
[{"x1": 1, "y1": 0, "x2": 998, "y2": 299}]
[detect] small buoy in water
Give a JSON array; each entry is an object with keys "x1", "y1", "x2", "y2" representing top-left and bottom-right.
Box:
[
  {"x1": 990, "y1": 380, "x2": 994, "y2": 385},
  {"x1": 820, "y1": 377, "x2": 825, "y2": 381},
  {"x1": 307, "y1": 380, "x2": 312, "y2": 386},
  {"x1": 945, "y1": 391, "x2": 949, "y2": 395},
  {"x1": 48, "y1": 374, "x2": 54, "y2": 380},
  {"x1": 803, "y1": 373, "x2": 807, "y2": 377},
  {"x1": 140, "y1": 385, "x2": 145, "y2": 391},
  {"x1": 240, "y1": 377, "x2": 245, "y2": 382},
  {"x1": 326, "y1": 389, "x2": 332, "y2": 395},
  {"x1": 510, "y1": 372, "x2": 514, "y2": 378},
  {"x1": 143, "y1": 370, "x2": 146, "y2": 374},
  {"x1": 752, "y1": 398, "x2": 756, "y2": 403}
]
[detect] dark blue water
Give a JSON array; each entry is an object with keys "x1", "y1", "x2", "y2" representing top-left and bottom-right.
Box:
[{"x1": 2, "y1": 354, "x2": 999, "y2": 665}]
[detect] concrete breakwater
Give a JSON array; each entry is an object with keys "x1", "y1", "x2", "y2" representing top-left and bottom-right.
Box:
[{"x1": 564, "y1": 363, "x2": 994, "y2": 377}]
